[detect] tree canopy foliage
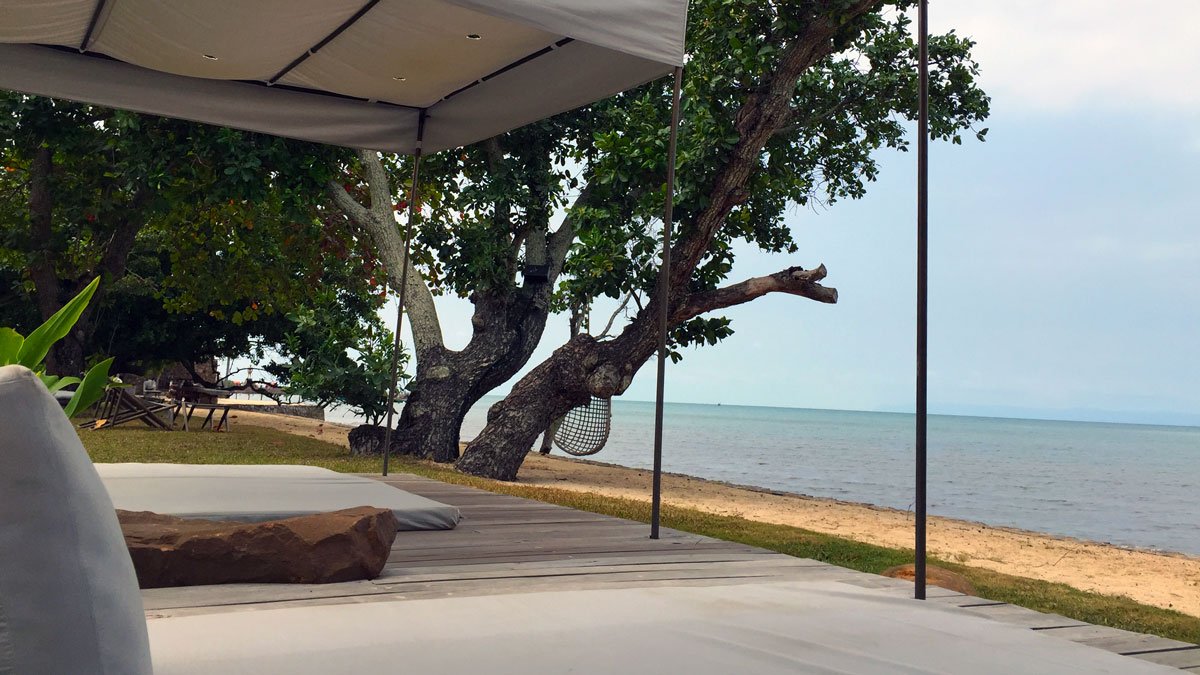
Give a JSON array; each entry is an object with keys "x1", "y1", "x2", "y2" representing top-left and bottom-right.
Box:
[{"x1": 0, "y1": 93, "x2": 390, "y2": 381}]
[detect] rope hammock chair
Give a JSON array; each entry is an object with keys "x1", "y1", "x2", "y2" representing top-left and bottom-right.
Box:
[{"x1": 552, "y1": 396, "x2": 612, "y2": 456}]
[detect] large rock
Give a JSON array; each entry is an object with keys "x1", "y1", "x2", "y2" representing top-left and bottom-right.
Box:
[
  {"x1": 881, "y1": 563, "x2": 977, "y2": 596},
  {"x1": 118, "y1": 507, "x2": 398, "y2": 588},
  {"x1": 348, "y1": 424, "x2": 392, "y2": 456}
]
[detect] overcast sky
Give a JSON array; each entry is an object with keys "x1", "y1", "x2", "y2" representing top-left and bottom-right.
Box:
[{"x1": 406, "y1": 1, "x2": 1200, "y2": 425}]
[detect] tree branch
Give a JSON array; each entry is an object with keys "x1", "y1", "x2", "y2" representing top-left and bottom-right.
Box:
[
  {"x1": 356, "y1": 149, "x2": 395, "y2": 221},
  {"x1": 595, "y1": 290, "x2": 634, "y2": 339},
  {"x1": 673, "y1": 264, "x2": 837, "y2": 323},
  {"x1": 96, "y1": 186, "x2": 152, "y2": 287},
  {"x1": 774, "y1": 92, "x2": 861, "y2": 138},
  {"x1": 546, "y1": 182, "x2": 593, "y2": 276},
  {"x1": 669, "y1": 0, "x2": 881, "y2": 291},
  {"x1": 326, "y1": 177, "x2": 446, "y2": 358},
  {"x1": 326, "y1": 179, "x2": 371, "y2": 225}
]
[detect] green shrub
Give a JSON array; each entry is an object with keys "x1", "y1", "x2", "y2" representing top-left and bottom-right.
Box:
[{"x1": 0, "y1": 277, "x2": 113, "y2": 416}]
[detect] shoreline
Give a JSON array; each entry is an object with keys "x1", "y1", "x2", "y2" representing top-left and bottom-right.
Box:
[
  {"x1": 230, "y1": 409, "x2": 1200, "y2": 618},
  {"x1": 532, "y1": 452, "x2": 1199, "y2": 560}
]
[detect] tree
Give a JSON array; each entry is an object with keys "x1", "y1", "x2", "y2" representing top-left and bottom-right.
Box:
[
  {"x1": 328, "y1": 121, "x2": 594, "y2": 462},
  {"x1": 265, "y1": 296, "x2": 405, "y2": 428},
  {"x1": 0, "y1": 94, "x2": 370, "y2": 377},
  {"x1": 455, "y1": 0, "x2": 990, "y2": 479}
]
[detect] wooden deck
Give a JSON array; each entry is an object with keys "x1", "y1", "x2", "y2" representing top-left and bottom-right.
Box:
[{"x1": 142, "y1": 473, "x2": 1200, "y2": 671}]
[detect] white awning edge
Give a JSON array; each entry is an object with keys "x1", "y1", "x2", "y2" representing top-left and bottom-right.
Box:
[
  {"x1": 0, "y1": 44, "x2": 423, "y2": 152},
  {"x1": 444, "y1": 0, "x2": 688, "y2": 66}
]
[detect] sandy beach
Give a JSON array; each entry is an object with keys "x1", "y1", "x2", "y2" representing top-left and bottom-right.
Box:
[{"x1": 231, "y1": 410, "x2": 1200, "y2": 618}]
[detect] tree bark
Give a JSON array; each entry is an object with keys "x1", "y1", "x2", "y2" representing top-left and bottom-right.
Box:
[
  {"x1": 393, "y1": 285, "x2": 553, "y2": 461},
  {"x1": 26, "y1": 138, "x2": 150, "y2": 375},
  {"x1": 27, "y1": 146, "x2": 66, "y2": 369}
]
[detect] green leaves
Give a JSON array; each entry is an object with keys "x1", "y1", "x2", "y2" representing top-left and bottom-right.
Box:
[
  {"x1": 16, "y1": 276, "x2": 99, "y2": 368},
  {"x1": 266, "y1": 300, "x2": 406, "y2": 427},
  {"x1": 0, "y1": 276, "x2": 115, "y2": 417},
  {"x1": 2, "y1": 91, "x2": 354, "y2": 375},
  {"x1": 41, "y1": 375, "x2": 81, "y2": 393},
  {"x1": 0, "y1": 327, "x2": 23, "y2": 365},
  {"x1": 63, "y1": 357, "x2": 113, "y2": 418}
]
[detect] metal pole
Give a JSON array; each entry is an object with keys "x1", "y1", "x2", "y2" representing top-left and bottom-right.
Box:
[
  {"x1": 915, "y1": 0, "x2": 929, "y2": 600},
  {"x1": 651, "y1": 66, "x2": 683, "y2": 539},
  {"x1": 383, "y1": 110, "x2": 426, "y2": 476}
]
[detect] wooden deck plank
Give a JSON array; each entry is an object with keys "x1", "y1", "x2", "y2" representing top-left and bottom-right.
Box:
[
  {"x1": 1035, "y1": 625, "x2": 1196, "y2": 654},
  {"x1": 960, "y1": 603, "x2": 1089, "y2": 629},
  {"x1": 373, "y1": 558, "x2": 847, "y2": 586},
  {"x1": 390, "y1": 552, "x2": 831, "y2": 576},
  {"x1": 1127, "y1": 648, "x2": 1200, "y2": 669}
]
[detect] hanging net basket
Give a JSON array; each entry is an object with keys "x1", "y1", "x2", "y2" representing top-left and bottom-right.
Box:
[{"x1": 553, "y1": 396, "x2": 612, "y2": 456}]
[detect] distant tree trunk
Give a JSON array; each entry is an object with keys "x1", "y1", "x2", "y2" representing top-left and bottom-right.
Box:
[
  {"x1": 537, "y1": 416, "x2": 562, "y2": 455},
  {"x1": 535, "y1": 302, "x2": 585, "y2": 455},
  {"x1": 26, "y1": 140, "x2": 148, "y2": 375}
]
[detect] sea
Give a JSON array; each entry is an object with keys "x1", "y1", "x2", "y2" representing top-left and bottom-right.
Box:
[{"x1": 331, "y1": 398, "x2": 1200, "y2": 556}]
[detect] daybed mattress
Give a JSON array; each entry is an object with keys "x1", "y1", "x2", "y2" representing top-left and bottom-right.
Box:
[
  {"x1": 96, "y1": 463, "x2": 460, "y2": 531},
  {"x1": 146, "y1": 580, "x2": 1172, "y2": 674}
]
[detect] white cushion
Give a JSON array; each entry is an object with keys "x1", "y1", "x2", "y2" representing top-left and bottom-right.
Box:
[
  {"x1": 96, "y1": 463, "x2": 461, "y2": 530},
  {"x1": 0, "y1": 365, "x2": 152, "y2": 674},
  {"x1": 146, "y1": 581, "x2": 1176, "y2": 674}
]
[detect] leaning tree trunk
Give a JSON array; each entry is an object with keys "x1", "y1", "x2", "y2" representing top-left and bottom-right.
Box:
[{"x1": 457, "y1": 322, "x2": 655, "y2": 480}]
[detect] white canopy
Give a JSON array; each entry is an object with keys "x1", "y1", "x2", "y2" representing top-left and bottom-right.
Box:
[{"x1": 0, "y1": 0, "x2": 687, "y2": 153}]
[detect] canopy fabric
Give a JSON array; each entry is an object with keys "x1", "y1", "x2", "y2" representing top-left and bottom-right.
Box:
[{"x1": 0, "y1": 0, "x2": 687, "y2": 153}]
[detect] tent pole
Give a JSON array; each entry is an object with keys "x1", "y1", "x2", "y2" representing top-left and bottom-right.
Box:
[
  {"x1": 915, "y1": 0, "x2": 929, "y2": 600},
  {"x1": 651, "y1": 66, "x2": 683, "y2": 539},
  {"x1": 383, "y1": 110, "x2": 427, "y2": 477}
]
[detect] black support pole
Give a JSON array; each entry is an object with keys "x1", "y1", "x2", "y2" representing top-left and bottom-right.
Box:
[
  {"x1": 651, "y1": 66, "x2": 683, "y2": 539},
  {"x1": 915, "y1": 0, "x2": 930, "y2": 600},
  {"x1": 383, "y1": 110, "x2": 427, "y2": 477}
]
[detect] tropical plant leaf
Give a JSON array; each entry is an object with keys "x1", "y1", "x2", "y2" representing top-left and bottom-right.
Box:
[
  {"x1": 42, "y1": 375, "x2": 82, "y2": 393},
  {"x1": 17, "y1": 277, "x2": 100, "y2": 369},
  {"x1": 64, "y1": 357, "x2": 113, "y2": 418},
  {"x1": 0, "y1": 327, "x2": 23, "y2": 365}
]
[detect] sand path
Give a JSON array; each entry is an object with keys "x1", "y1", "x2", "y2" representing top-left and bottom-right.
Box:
[{"x1": 232, "y1": 410, "x2": 1200, "y2": 618}]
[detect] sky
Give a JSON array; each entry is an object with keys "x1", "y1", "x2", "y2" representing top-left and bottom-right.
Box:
[{"x1": 399, "y1": 1, "x2": 1200, "y2": 426}]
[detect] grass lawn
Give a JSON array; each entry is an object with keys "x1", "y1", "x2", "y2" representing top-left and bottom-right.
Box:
[{"x1": 81, "y1": 424, "x2": 1200, "y2": 645}]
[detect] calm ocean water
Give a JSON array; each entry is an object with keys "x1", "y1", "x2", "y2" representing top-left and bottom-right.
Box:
[{"x1": 332, "y1": 398, "x2": 1200, "y2": 556}]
